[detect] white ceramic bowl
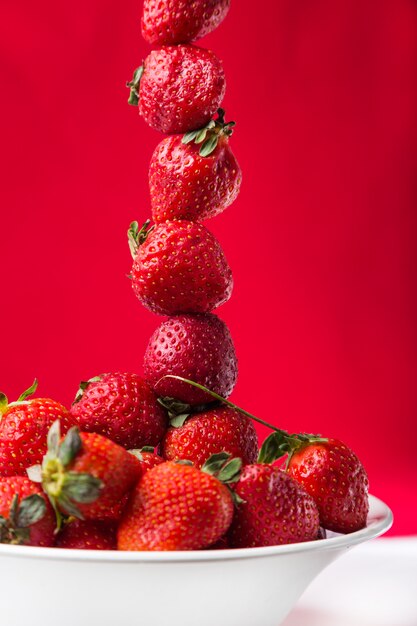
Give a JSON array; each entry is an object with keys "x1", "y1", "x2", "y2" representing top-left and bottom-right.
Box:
[{"x1": 0, "y1": 494, "x2": 392, "y2": 626}]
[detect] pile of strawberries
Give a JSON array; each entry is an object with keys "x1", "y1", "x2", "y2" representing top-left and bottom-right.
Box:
[{"x1": 0, "y1": 0, "x2": 369, "y2": 552}]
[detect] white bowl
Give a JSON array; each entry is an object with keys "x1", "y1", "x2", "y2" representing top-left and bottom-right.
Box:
[{"x1": 0, "y1": 494, "x2": 392, "y2": 626}]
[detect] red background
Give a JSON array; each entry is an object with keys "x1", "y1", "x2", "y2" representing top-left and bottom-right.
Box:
[{"x1": 1, "y1": 0, "x2": 416, "y2": 534}]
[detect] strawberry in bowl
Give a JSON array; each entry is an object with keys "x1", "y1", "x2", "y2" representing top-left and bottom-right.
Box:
[
  {"x1": 70, "y1": 372, "x2": 168, "y2": 449},
  {"x1": 0, "y1": 380, "x2": 74, "y2": 477}
]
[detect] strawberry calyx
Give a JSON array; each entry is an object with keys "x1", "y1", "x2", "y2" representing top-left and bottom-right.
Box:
[
  {"x1": 257, "y1": 431, "x2": 327, "y2": 465},
  {"x1": 126, "y1": 65, "x2": 144, "y2": 106},
  {"x1": 157, "y1": 396, "x2": 219, "y2": 427},
  {"x1": 182, "y1": 108, "x2": 236, "y2": 157},
  {"x1": 0, "y1": 379, "x2": 38, "y2": 416},
  {"x1": 127, "y1": 219, "x2": 154, "y2": 258},
  {"x1": 28, "y1": 421, "x2": 103, "y2": 530},
  {"x1": 201, "y1": 452, "x2": 244, "y2": 506},
  {"x1": 128, "y1": 446, "x2": 155, "y2": 461},
  {"x1": 0, "y1": 493, "x2": 46, "y2": 545},
  {"x1": 201, "y1": 452, "x2": 242, "y2": 484},
  {"x1": 158, "y1": 376, "x2": 328, "y2": 464},
  {"x1": 72, "y1": 375, "x2": 102, "y2": 404}
]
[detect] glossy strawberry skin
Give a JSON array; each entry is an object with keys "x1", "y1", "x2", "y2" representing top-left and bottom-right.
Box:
[
  {"x1": 228, "y1": 464, "x2": 320, "y2": 548},
  {"x1": 142, "y1": 0, "x2": 230, "y2": 45},
  {"x1": 136, "y1": 451, "x2": 165, "y2": 473},
  {"x1": 0, "y1": 399, "x2": 74, "y2": 477},
  {"x1": 162, "y1": 407, "x2": 258, "y2": 469},
  {"x1": 55, "y1": 520, "x2": 117, "y2": 550},
  {"x1": 206, "y1": 534, "x2": 230, "y2": 550},
  {"x1": 0, "y1": 477, "x2": 55, "y2": 547},
  {"x1": 138, "y1": 45, "x2": 225, "y2": 134},
  {"x1": 131, "y1": 221, "x2": 233, "y2": 315},
  {"x1": 68, "y1": 433, "x2": 142, "y2": 521},
  {"x1": 143, "y1": 313, "x2": 237, "y2": 405},
  {"x1": 118, "y1": 461, "x2": 234, "y2": 551},
  {"x1": 70, "y1": 373, "x2": 168, "y2": 449},
  {"x1": 149, "y1": 134, "x2": 241, "y2": 224},
  {"x1": 287, "y1": 439, "x2": 369, "y2": 534}
]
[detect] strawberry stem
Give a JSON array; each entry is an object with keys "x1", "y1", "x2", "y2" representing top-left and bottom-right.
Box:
[
  {"x1": 159, "y1": 376, "x2": 327, "y2": 464},
  {"x1": 159, "y1": 375, "x2": 287, "y2": 433}
]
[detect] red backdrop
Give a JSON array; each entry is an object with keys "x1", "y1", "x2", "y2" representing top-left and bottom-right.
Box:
[{"x1": 1, "y1": 0, "x2": 416, "y2": 534}]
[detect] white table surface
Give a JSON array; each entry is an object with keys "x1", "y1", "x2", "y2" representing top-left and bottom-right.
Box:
[{"x1": 283, "y1": 537, "x2": 417, "y2": 626}]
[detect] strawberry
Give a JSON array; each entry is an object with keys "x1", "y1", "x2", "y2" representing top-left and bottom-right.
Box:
[
  {"x1": 127, "y1": 45, "x2": 226, "y2": 134},
  {"x1": 286, "y1": 438, "x2": 369, "y2": 533},
  {"x1": 30, "y1": 421, "x2": 141, "y2": 525},
  {"x1": 163, "y1": 379, "x2": 370, "y2": 536},
  {"x1": 142, "y1": 0, "x2": 230, "y2": 45},
  {"x1": 128, "y1": 220, "x2": 233, "y2": 315},
  {"x1": 118, "y1": 454, "x2": 240, "y2": 551},
  {"x1": 0, "y1": 380, "x2": 74, "y2": 477},
  {"x1": 143, "y1": 313, "x2": 237, "y2": 405},
  {"x1": 0, "y1": 477, "x2": 55, "y2": 547},
  {"x1": 70, "y1": 372, "x2": 168, "y2": 449},
  {"x1": 149, "y1": 110, "x2": 242, "y2": 223},
  {"x1": 206, "y1": 534, "x2": 230, "y2": 550},
  {"x1": 228, "y1": 464, "x2": 320, "y2": 548},
  {"x1": 129, "y1": 447, "x2": 165, "y2": 473},
  {"x1": 55, "y1": 520, "x2": 117, "y2": 550},
  {"x1": 161, "y1": 407, "x2": 258, "y2": 468}
]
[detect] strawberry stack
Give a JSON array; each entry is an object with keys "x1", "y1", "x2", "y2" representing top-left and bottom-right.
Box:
[
  {"x1": 125, "y1": 1, "x2": 260, "y2": 466},
  {"x1": 0, "y1": 1, "x2": 370, "y2": 553}
]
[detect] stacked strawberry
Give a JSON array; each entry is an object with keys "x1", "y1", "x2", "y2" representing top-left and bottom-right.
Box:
[
  {"x1": 125, "y1": 0, "x2": 252, "y2": 467},
  {"x1": 0, "y1": 0, "x2": 371, "y2": 551}
]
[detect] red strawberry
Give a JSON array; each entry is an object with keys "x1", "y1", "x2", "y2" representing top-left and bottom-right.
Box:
[
  {"x1": 287, "y1": 438, "x2": 369, "y2": 533},
  {"x1": 0, "y1": 380, "x2": 74, "y2": 477},
  {"x1": 161, "y1": 407, "x2": 258, "y2": 469},
  {"x1": 149, "y1": 110, "x2": 242, "y2": 223},
  {"x1": 118, "y1": 455, "x2": 239, "y2": 551},
  {"x1": 143, "y1": 313, "x2": 237, "y2": 405},
  {"x1": 142, "y1": 0, "x2": 230, "y2": 45},
  {"x1": 206, "y1": 534, "x2": 230, "y2": 550},
  {"x1": 32, "y1": 422, "x2": 141, "y2": 525},
  {"x1": 129, "y1": 448, "x2": 165, "y2": 474},
  {"x1": 228, "y1": 464, "x2": 320, "y2": 548},
  {"x1": 127, "y1": 45, "x2": 225, "y2": 134},
  {"x1": 55, "y1": 520, "x2": 117, "y2": 550},
  {"x1": 128, "y1": 220, "x2": 233, "y2": 315},
  {"x1": 70, "y1": 373, "x2": 168, "y2": 449},
  {"x1": 0, "y1": 477, "x2": 55, "y2": 547}
]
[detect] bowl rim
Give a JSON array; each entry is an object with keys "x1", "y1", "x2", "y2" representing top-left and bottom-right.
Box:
[{"x1": 0, "y1": 493, "x2": 393, "y2": 563}]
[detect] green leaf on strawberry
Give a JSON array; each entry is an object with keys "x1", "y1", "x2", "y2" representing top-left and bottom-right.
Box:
[
  {"x1": 35, "y1": 421, "x2": 103, "y2": 529},
  {"x1": 0, "y1": 379, "x2": 39, "y2": 414},
  {"x1": 73, "y1": 376, "x2": 102, "y2": 405},
  {"x1": 126, "y1": 65, "x2": 144, "y2": 106},
  {"x1": 127, "y1": 219, "x2": 154, "y2": 258},
  {"x1": 0, "y1": 493, "x2": 47, "y2": 545},
  {"x1": 181, "y1": 109, "x2": 236, "y2": 157},
  {"x1": 201, "y1": 452, "x2": 244, "y2": 506},
  {"x1": 16, "y1": 379, "x2": 39, "y2": 402}
]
